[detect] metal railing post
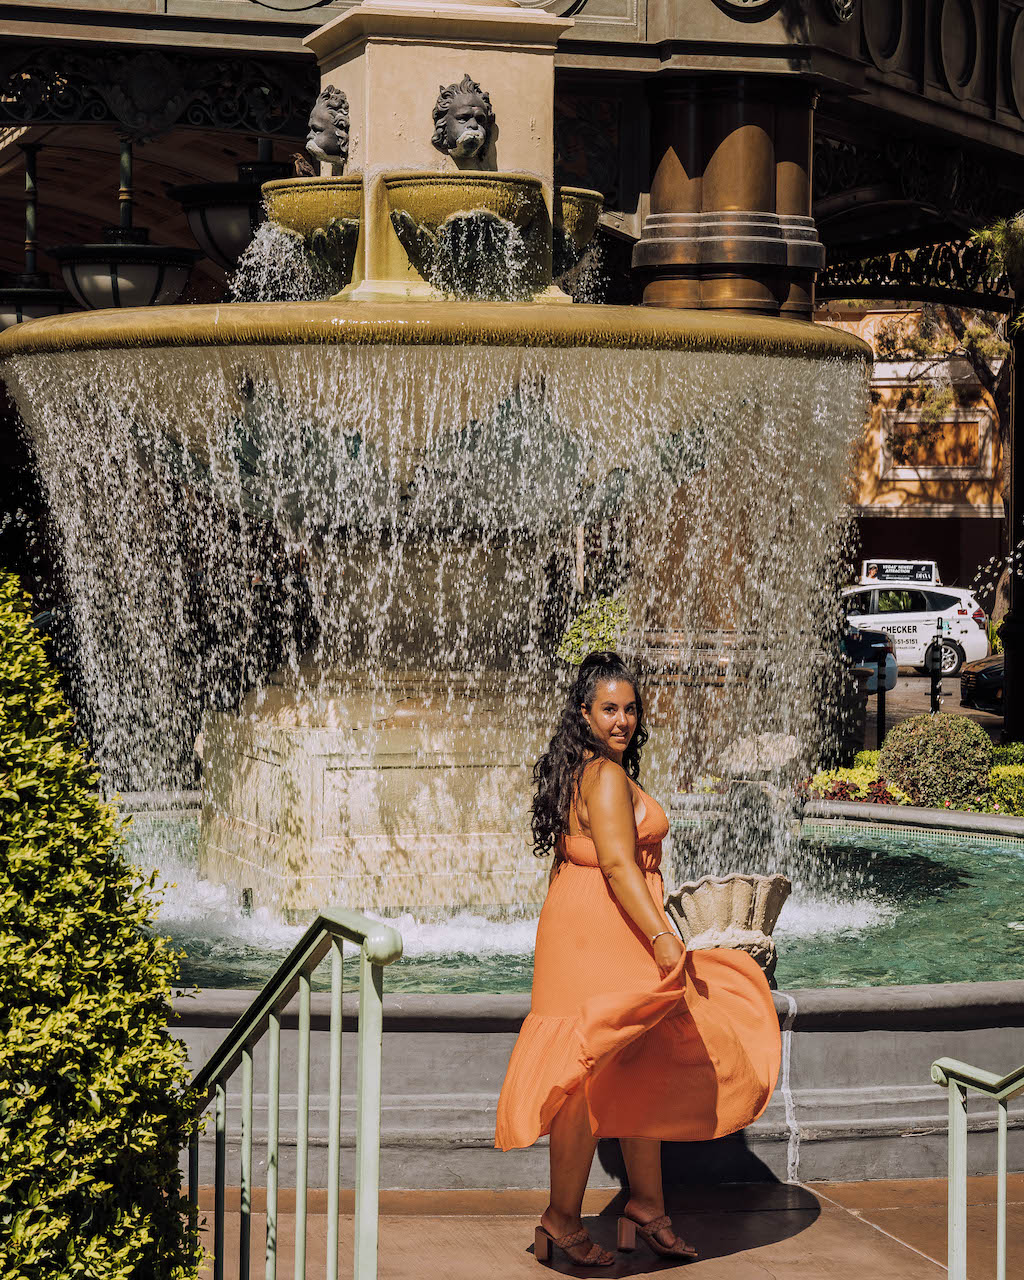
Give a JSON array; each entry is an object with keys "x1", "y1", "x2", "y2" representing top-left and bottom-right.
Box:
[
  {"x1": 327, "y1": 938, "x2": 344, "y2": 1280},
  {"x1": 240, "y1": 1045, "x2": 254, "y2": 1280},
  {"x1": 947, "y1": 1080, "x2": 968, "y2": 1280},
  {"x1": 189, "y1": 909, "x2": 402, "y2": 1280},
  {"x1": 294, "y1": 972, "x2": 311, "y2": 1280},
  {"x1": 997, "y1": 1101, "x2": 1008, "y2": 1280},
  {"x1": 265, "y1": 1011, "x2": 281, "y2": 1280},
  {"x1": 354, "y1": 948, "x2": 386, "y2": 1280},
  {"x1": 932, "y1": 1056, "x2": 1024, "y2": 1280}
]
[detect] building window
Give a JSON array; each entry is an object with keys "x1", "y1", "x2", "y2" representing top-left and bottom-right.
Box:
[{"x1": 880, "y1": 408, "x2": 995, "y2": 481}]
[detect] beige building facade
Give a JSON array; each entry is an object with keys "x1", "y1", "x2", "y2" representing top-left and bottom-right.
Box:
[{"x1": 823, "y1": 305, "x2": 1004, "y2": 593}]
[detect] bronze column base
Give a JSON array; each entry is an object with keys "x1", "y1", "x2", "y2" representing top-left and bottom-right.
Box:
[{"x1": 632, "y1": 76, "x2": 824, "y2": 319}]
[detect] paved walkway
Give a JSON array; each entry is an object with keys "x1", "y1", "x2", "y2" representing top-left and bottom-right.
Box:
[
  {"x1": 198, "y1": 1175, "x2": 1024, "y2": 1277},
  {"x1": 865, "y1": 673, "x2": 1002, "y2": 748}
]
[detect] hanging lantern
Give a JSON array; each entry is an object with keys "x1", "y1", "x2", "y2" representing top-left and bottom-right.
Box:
[
  {"x1": 169, "y1": 140, "x2": 292, "y2": 272},
  {"x1": 52, "y1": 138, "x2": 201, "y2": 310}
]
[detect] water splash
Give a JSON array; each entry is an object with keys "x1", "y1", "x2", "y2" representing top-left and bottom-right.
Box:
[
  {"x1": 229, "y1": 223, "x2": 342, "y2": 303},
  {"x1": 6, "y1": 319, "x2": 867, "y2": 915}
]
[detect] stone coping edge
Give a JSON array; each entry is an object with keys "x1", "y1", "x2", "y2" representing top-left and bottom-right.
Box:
[
  {"x1": 0, "y1": 300, "x2": 871, "y2": 362},
  {"x1": 671, "y1": 792, "x2": 1024, "y2": 838},
  {"x1": 172, "y1": 978, "x2": 1024, "y2": 1035},
  {"x1": 804, "y1": 798, "x2": 1024, "y2": 837}
]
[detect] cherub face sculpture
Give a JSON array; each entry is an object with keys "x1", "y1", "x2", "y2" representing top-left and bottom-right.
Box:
[
  {"x1": 306, "y1": 86, "x2": 350, "y2": 171},
  {"x1": 431, "y1": 76, "x2": 495, "y2": 162}
]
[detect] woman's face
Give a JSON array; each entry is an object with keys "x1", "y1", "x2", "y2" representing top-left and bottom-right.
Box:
[{"x1": 582, "y1": 678, "x2": 638, "y2": 762}]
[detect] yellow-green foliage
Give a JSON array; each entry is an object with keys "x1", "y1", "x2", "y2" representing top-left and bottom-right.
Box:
[
  {"x1": 557, "y1": 596, "x2": 628, "y2": 664},
  {"x1": 809, "y1": 765, "x2": 877, "y2": 798},
  {"x1": 0, "y1": 573, "x2": 201, "y2": 1280},
  {"x1": 853, "y1": 750, "x2": 880, "y2": 770},
  {"x1": 808, "y1": 764, "x2": 910, "y2": 804},
  {"x1": 989, "y1": 765, "x2": 1024, "y2": 815}
]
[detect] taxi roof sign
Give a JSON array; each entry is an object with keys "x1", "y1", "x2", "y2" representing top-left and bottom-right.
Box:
[{"x1": 859, "y1": 559, "x2": 940, "y2": 585}]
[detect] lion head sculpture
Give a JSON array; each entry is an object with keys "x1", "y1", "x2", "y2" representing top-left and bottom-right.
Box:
[
  {"x1": 431, "y1": 75, "x2": 495, "y2": 163},
  {"x1": 306, "y1": 85, "x2": 350, "y2": 172}
]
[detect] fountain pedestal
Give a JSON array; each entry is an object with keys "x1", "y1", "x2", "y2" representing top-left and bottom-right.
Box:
[
  {"x1": 200, "y1": 673, "x2": 550, "y2": 917},
  {"x1": 304, "y1": 0, "x2": 571, "y2": 302}
]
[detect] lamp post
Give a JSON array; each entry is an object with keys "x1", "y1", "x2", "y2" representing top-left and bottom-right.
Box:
[
  {"x1": 52, "y1": 138, "x2": 201, "y2": 310},
  {"x1": 0, "y1": 144, "x2": 76, "y2": 331},
  {"x1": 1002, "y1": 275, "x2": 1024, "y2": 741},
  {"x1": 169, "y1": 138, "x2": 292, "y2": 272}
]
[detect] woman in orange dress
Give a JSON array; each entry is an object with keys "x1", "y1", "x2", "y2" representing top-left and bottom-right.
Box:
[{"x1": 495, "y1": 651, "x2": 782, "y2": 1267}]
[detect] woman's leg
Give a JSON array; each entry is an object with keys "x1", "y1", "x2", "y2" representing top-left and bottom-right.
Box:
[
  {"x1": 541, "y1": 1090, "x2": 613, "y2": 1262},
  {"x1": 620, "y1": 1137, "x2": 694, "y2": 1251}
]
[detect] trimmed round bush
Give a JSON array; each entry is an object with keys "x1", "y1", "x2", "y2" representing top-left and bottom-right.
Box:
[
  {"x1": 878, "y1": 712, "x2": 993, "y2": 809},
  {"x1": 0, "y1": 572, "x2": 200, "y2": 1279}
]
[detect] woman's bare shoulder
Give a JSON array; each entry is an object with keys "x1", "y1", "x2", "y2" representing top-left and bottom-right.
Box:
[{"x1": 579, "y1": 756, "x2": 631, "y2": 802}]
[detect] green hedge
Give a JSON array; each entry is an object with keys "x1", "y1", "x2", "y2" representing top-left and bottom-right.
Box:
[
  {"x1": 990, "y1": 765, "x2": 1024, "y2": 816},
  {"x1": 0, "y1": 572, "x2": 201, "y2": 1279},
  {"x1": 878, "y1": 713, "x2": 993, "y2": 809}
]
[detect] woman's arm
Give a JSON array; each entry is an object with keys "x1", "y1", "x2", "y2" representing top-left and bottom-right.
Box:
[{"x1": 582, "y1": 761, "x2": 683, "y2": 975}]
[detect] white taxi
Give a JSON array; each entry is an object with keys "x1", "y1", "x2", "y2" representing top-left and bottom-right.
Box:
[{"x1": 842, "y1": 562, "x2": 987, "y2": 676}]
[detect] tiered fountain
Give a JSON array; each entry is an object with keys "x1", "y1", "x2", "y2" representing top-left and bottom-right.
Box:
[{"x1": 0, "y1": 0, "x2": 869, "y2": 920}]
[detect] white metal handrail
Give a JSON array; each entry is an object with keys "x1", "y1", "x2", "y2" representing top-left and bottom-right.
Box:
[
  {"x1": 189, "y1": 907, "x2": 403, "y2": 1280},
  {"x1": 931, "y1": 1055, "x2": 1024, "y2": 1280}
]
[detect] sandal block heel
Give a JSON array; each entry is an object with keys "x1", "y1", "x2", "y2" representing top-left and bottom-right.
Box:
[
  {"x1": 534, "y1": 1226, "x2": 551, "y2": 1264},
  {"x1": 617, "y1": 1216, "x2": 636, "y2": 1251}
]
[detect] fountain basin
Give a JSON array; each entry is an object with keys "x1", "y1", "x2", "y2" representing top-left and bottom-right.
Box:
[
  {"x1": 258, "y1": 176, "x2": 363, "y2": 280},
  {"x1": 383, "y1": 171, "x2": 544, "y2": 236},
  {"x1": 0, "y1": 300, "x2": 870, "y2": 916},
  {"x1": 261, "y1": 175, "x2": 363, "y2": 238},
  {"x1": 0, "y1": 299, "x2": 869, "y2": 360},
  {"x1": 554, "y1": 186, "x2": 604, "y2": 252}
]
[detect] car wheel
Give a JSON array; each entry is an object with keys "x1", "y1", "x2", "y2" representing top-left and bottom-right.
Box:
[{"x1": 940, "y1": 642, "x2": 965, "y2": 676}]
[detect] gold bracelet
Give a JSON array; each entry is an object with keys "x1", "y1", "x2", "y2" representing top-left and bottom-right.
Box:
[{"x1": 650, "y1": 930, "x2": 674, "y2": 945}]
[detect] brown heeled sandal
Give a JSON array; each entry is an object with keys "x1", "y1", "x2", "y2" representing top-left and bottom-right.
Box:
[
  {"x1": 534, "y1": 1224, "x2": 615, "y2": 1267},
  {"x1": 617, "y1": 1213, "x2": 698, "y2": 1260}
]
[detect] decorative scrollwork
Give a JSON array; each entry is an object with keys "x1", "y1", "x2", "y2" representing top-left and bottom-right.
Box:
[
  {"x1": 814, "y1": 135, "x2": 1016, "y2": 228},
  {"x1": 0, "y1": 45, "x2": 315, "y2": 140},
  {"x1": 826, "y1": 0, "x2": 857, "y2": 22},
  {"x1": 819, "y1": 240, "x2": 1014, "y2": 312}
]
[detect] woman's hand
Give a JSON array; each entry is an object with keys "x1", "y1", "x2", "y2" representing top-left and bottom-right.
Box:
[{"x1": 653, "y1": 931, "x2": 683, "y2": 976}]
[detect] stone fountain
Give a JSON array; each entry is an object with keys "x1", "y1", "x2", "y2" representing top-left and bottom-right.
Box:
[{"x1": 0, "y1": 0, "x2": 870, "y2": 919}]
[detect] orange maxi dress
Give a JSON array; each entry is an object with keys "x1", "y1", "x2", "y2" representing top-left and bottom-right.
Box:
[{"x1": 494, "y1": 786, "x2": 781, "y2": 1150}]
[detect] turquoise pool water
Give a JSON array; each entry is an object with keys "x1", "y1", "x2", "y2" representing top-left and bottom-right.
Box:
[{"x1": 133, "y1": 818, "x2": 1024, "y2": 992}]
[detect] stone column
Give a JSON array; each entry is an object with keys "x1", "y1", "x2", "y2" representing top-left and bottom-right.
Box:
[{"x1": 632, "y1": 76, "x2": 824, "y2": 319}]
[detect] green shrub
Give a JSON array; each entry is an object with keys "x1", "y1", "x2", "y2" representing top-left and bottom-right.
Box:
[
  {"x1": 992, "y1": 742, "x2": 1024, "y2": 768},
  {"x1": 878, "y1": 713, "x2": 993, "y2": 808},
  {"x1": 0, "y1": 572, "x2": 200, "y2": 1280},
  {"x1": 989, "y1": 764, "x2": 1024, "y2": 815},
  {"x1": 557, "y1": 595, "x2": 628, "y2": 664}
]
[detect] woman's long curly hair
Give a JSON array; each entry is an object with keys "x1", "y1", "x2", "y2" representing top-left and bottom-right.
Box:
[{"x1": 531, "y1": 650, "x2": 648, "y2": 858}]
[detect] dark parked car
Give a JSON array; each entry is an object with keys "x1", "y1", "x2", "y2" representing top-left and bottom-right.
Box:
[
  {"x1": 841, "y1": 624, "x2": 898, "y2": 693},
  {"x1": 960, "y1": 653, "x2": 1003, "y2": 715}
]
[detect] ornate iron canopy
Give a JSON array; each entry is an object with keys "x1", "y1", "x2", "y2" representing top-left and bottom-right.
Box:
[
  {"x1": 818, "y1": 240, "x2": 1014, "y2": 313},
  {"x1": 0, "y1": 45, "x2": 315, "y2": 140}
]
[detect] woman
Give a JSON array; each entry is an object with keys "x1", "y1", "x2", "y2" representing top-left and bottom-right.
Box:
[{"x1": 495, "y1": 651, "x2": 781, "y2": 1267}]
